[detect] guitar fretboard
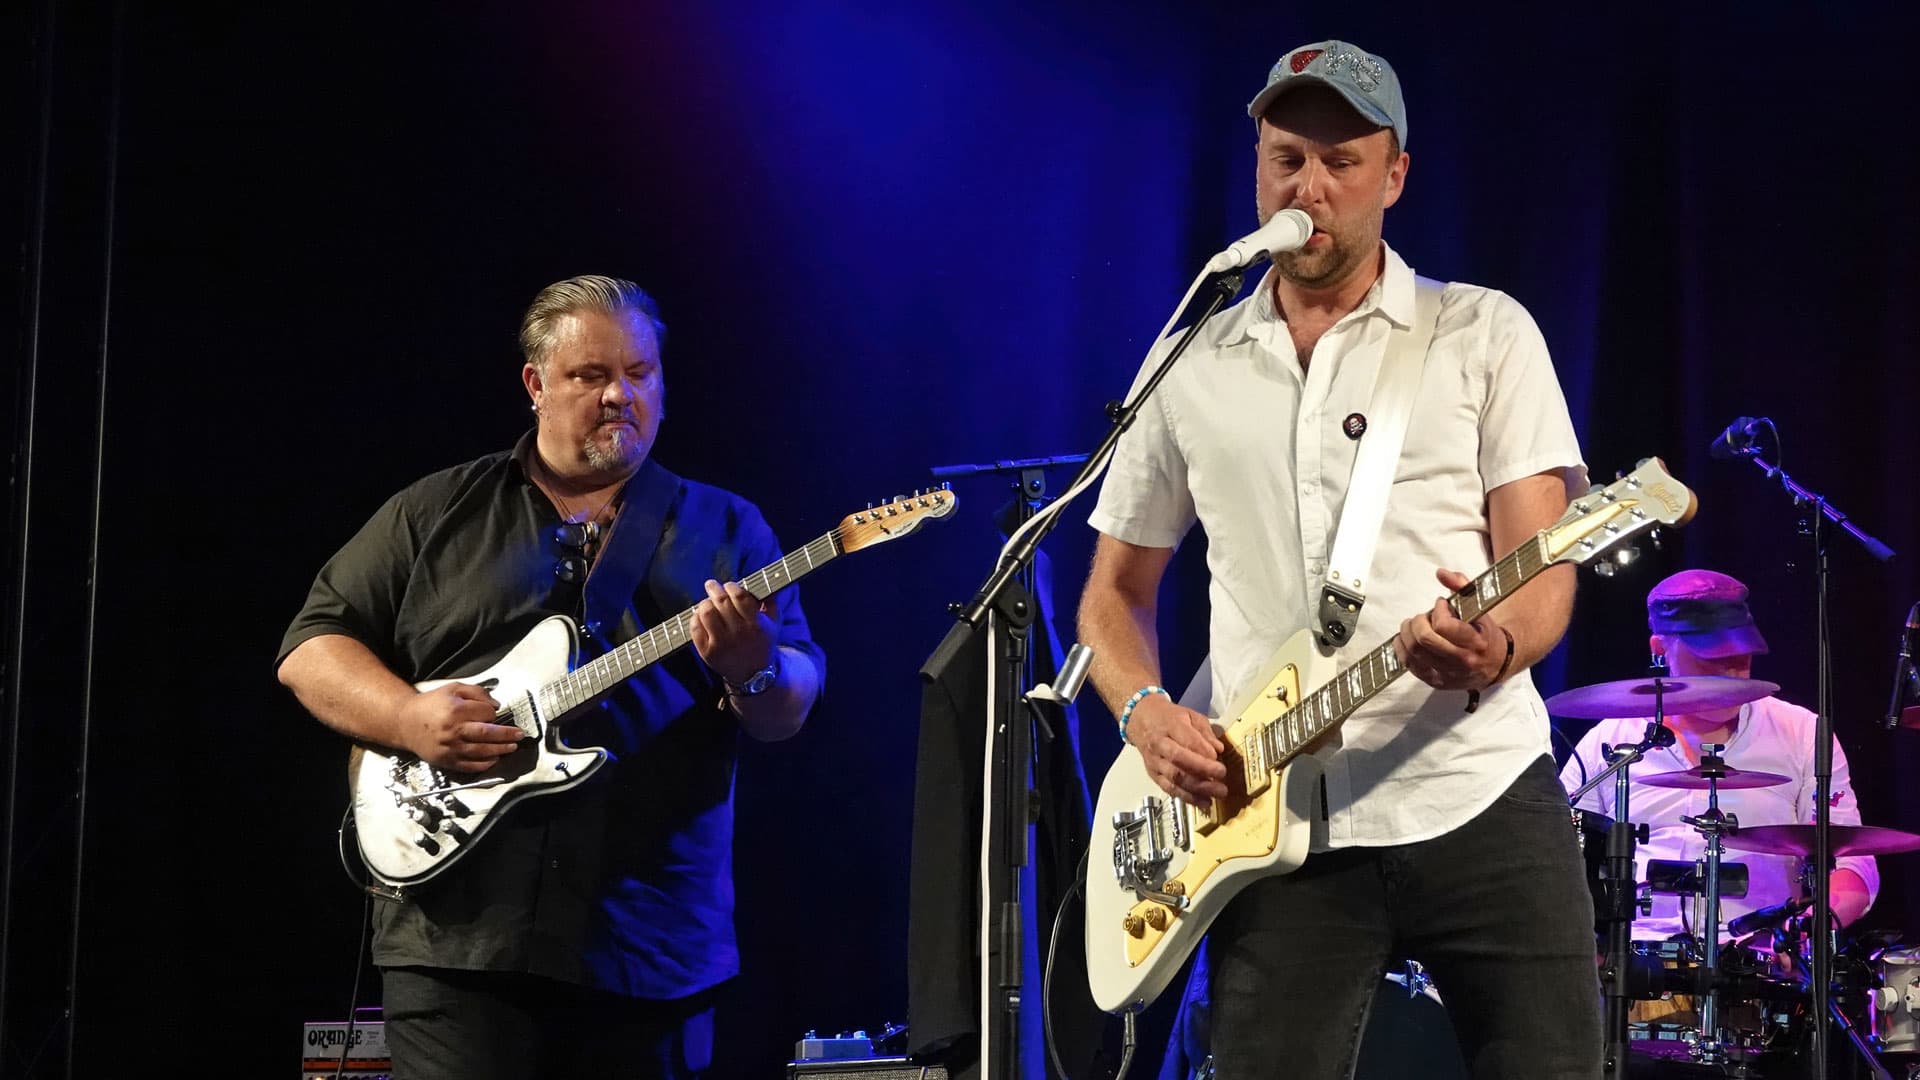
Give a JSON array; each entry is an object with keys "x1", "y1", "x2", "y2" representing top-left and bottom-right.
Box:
[
  {"x1": 535, "y1": 529, "x2": 844, "y2": 718},
  {"x1": 1256, "y1": 532, "x2": 1552, "y2": 767}
]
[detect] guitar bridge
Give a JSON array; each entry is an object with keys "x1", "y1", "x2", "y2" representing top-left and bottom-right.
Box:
[{"x1": 1109, "y1": 794, "x2": 1191, "y2": 902}]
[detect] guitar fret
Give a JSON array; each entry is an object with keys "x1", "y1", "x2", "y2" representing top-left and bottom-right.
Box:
[
  {"x1": 1259, "y1": 524, "x2": 1576, "y2": 774},
  {"x1": 519, "y1": 522, "x2": 860, "y2": 723}
]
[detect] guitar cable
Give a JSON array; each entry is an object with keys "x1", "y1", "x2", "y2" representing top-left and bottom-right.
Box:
[
  {"x1": 1042, "y1": 849, "x2": 1137, "y2": 1080},
  {"x1": 330, "y1": 805, "x2": 377, "y2": 1080}
]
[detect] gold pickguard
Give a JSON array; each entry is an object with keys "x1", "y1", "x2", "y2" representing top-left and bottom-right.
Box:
[{"x1": 1121, "y1": 662, "x2": 1305, "y2": 968}]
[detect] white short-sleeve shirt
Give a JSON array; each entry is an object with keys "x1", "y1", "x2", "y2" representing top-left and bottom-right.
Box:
[
  {"x1": 1089, "y1": 243, "x2": 1587, "y2": 846},
  {"x1": 1558, "y1": 697, "x2": 1880, "y2": 940}
]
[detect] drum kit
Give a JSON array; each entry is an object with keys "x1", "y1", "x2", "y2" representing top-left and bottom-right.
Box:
[{"x1": 1554, "y1": 668, "x2": 1920, "y2": 1078}]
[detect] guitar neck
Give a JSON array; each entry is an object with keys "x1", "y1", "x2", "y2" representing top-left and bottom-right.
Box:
[
  {"x1": 538, "y1": 528, "x2": 843, "y2": 716},
  {"x1": 1263, "y1": 531, "x2": 1554, "y2": 765}
]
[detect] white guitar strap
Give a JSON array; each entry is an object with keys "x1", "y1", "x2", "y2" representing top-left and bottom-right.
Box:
[{"x1": 1316, "y1": 275, "x2": 1444, "y2": 649}]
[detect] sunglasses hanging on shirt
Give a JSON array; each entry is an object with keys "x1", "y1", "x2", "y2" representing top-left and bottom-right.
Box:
[{"x1": 553, "y1": 520, "x2": 602, "y2": 584}]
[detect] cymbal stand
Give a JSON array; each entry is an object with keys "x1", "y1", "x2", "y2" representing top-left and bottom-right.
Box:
[
  {"x1": 1678, "y1": 744, "x2": 1739, "y2": 1067},
  {"x1": 1569, "y1": 700, "x2": 1676, "y2": 1077}
]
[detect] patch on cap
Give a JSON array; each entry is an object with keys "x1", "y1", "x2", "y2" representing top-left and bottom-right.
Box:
[{"x1": 1248, "y1": 39, "x2": 1407, "y2": 149}]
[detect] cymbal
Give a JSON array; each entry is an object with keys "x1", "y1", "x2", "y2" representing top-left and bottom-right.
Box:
[
  {"x1": 1639, "y1": 765, "x2": 1792, "y2": 790},
  {"x1": 1544, "y1": 676, "x2": 1779, "y2": 719},
  {"x1": 1722, "y1": 824, "x2": 1920, "y2": 858}
]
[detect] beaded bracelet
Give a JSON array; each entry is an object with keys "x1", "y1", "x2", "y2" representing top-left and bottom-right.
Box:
[
  {"x1": 1119, "y1": 685, "x2": 1171, "y2": 742},
  {"x1": 1464, "y1": 626, "x2": 1517, "y2": 714}
]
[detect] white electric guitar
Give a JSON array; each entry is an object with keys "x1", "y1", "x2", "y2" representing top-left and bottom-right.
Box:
[
  {"x1": 1085, "y1": 458, "x2": 1697, "y2": 1012},
  {"x1": 349, "y1": 488, "x2": 957, "y2": 891}
]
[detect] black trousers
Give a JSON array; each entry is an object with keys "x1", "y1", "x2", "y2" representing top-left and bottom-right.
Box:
[
  {"x1": 382, "y1": 966, "x2": 714, "y2": 1080},
  {"x1": 1207, "y1": 755, "x2": 1602, "y2": 1080}
]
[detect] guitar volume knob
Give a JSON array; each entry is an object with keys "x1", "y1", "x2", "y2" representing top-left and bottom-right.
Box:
[
  {"x1": 1144, "y1": 906, "x2": 1170, "y2": 931},
  {"x1": 1122, "y1": 914, "x2": 1146, "y2": 937}
]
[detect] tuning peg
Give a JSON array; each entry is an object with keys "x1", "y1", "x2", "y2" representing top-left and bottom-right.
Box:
[
  {"x1": 1594, "y1": 561, "x2": 1618, "y2": 578},
  {"x1": 1649, "y1": 528, "x2": 1664, "y2": 550}
]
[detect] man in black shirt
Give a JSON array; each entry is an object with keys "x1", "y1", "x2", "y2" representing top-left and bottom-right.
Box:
[{"x1": 277, "y1": 275, "x2": 823, "y2": 1079}]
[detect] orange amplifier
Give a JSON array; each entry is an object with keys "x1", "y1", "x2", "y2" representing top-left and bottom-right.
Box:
[{"x1": 300, "y1": 1014, "x2": 391, "y2": 1079}]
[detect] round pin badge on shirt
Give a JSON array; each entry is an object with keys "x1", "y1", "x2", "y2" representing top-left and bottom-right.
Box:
[{"x1": 1343, "y1": 413, "x2": 1368, "y2": 440}]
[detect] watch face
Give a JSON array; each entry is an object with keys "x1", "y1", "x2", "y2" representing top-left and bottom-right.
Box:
[{"x1": 734, "y1": 657, "x2": 779, "y2": 695}]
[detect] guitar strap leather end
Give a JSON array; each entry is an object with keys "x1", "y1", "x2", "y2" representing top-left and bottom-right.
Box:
[{"x1": 1316, "y1": 581, "x2": 1365, "y2": 649}]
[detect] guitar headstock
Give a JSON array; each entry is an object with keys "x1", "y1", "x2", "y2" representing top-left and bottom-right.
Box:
[
  {"x1": 1542, "y1": 457, "x2": 1698, "y2": 574},
  {"x1": 836, "y1": 486, "x2": 959, "y2": 553}
]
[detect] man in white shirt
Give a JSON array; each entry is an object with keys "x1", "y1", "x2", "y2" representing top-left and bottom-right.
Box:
[
  {"x1": 1080, "y1": 39, "x2": 1599, "y2": 1080},
  {"x1": 1559, "y1": 569, "x2": 1877, "y2": 941}
]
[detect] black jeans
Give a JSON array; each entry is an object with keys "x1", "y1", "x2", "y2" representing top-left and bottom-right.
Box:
[
  {"x1": 1207, "y1": 755, "x2": 1601, "y2": 1079},
  {"x1": 382, "y1": 967, "x2": 714, "y2": 1080}
]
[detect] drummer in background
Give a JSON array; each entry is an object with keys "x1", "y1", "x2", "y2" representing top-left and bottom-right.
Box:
[{"x1": 1558, "y1": 569, "x2": 1877, "y2": 939}]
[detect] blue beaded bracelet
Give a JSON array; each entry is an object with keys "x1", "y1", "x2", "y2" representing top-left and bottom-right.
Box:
[{"x1": 1119, "y1": 685, "x2": 1171, "y2": 742}]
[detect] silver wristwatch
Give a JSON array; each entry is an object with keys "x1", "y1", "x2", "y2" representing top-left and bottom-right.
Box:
[{"x1": 726, "y1": 653, "x2": 781, "y2": 697}]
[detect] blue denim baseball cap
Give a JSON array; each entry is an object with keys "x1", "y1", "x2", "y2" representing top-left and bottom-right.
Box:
[
  {"x1": 1647, "y1": 569, "x2": 1770, "y2": 658},
  {"x1": 1247, "y1": 40, "x2": 1408, "y2": 149}
]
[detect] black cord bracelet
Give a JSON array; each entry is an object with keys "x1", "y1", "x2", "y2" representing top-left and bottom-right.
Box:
[{"x1": 1464, "y1": 625, "x2": 1517, "y2": 714}]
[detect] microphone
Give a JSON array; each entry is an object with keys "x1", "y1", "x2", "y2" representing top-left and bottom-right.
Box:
[
  {"x1": 1726, "y1": 897, "x2": 1812, "y2": 938},
  {"x1": 1886, "y1": 601, "x2": 1920, "y2": 729},
  {"x1": 1707, "y1": 416, "x2": 1765, "y2": 460},
  {"x1": 1204, "y1": 209, "x2": 1314, "y2": 274}
]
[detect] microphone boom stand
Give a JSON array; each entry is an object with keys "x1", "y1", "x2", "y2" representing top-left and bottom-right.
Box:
[
  {"x1": 919, "y1": 267, "x2": 1249, "y2": 1080},
  {"x1": 1721, "y1": 439, "x2": 1895, "y2": 1078}
]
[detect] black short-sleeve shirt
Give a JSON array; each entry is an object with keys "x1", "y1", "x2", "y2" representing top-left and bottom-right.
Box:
[{"x1": 278, "y1": 433, "x2": 823, "y2": 998}]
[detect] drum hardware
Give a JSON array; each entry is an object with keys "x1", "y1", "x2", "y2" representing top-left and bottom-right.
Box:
[
  {"x1": 1871, "y1": 946, "x2": 1920, "y2": 1057},
  {"x1": 1573, "y1": 808, "x2": 1639, "y2": 933},
  {"x1": 1647, "y1": 858, "x2": 1749, "y2": 899},
  {"x1": 1676, "y1": 742, "x2": 1740, "y2": 1066},
  {"x1": 1626, "y1": 939, "x2": 1805, "y2": 1070},
  {"x1": 1564, "y1": 671, "x2": 1680, "y2": 1078},
  {"x1": 1776, "y1": 927, "x2": 1900, "y2": 1080}
]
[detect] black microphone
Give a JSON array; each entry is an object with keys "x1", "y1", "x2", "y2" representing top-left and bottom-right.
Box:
[
  {"x1": 1726, "y1": 897, "x2": 1811, "y2": 938},
  {"x1": 1708, "y1": 416, "x2": 1765, "y2": 460},
  {"x1": 1886, "y1": 601, "x2": 1920, "y2": 729}
]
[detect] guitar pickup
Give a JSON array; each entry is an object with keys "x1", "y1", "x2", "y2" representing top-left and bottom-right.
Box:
[{"x1": 505, "y1": 693, "x2": 542, "y2": 739}]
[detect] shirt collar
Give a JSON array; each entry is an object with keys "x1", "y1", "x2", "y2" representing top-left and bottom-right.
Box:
[{"x1": 509, "y1": 428, "x2": 540, "y2": 481}]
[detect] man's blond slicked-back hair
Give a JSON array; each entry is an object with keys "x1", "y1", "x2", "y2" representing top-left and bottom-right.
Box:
[{"x1": 518, "y1": 275, "x2": 668, "y2": 374}]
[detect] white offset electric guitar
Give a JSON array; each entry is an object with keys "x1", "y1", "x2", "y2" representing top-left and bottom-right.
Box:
[
  {"x1": 1085, "y1": 458, "x2": 1697, "y2": 1012},
  {"x1": 349, "y1": 488, "x2": 957, "y2": 891}
]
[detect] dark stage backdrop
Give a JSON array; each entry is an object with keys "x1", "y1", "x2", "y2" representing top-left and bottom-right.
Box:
[{"x1": 7, "y1": 2, "x2": 1919, "y2": 1077}]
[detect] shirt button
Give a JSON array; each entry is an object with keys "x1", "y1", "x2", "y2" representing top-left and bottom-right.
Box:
[{"x1": 550, "y1": 858, "x2": 562, "y2": 870}]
